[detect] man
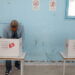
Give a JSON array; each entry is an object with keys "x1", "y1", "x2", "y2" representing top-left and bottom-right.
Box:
[{"x1": 3, "y1": 20, "x2": 25, "y2": 75}]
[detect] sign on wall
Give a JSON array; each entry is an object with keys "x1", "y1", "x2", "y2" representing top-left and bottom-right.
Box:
[
  {"x1": 49, "y1": 0, "x2": 56, "y2": 11},
  {"x1": 32, "y1": 0, "x2": 40, "y2": 10}
]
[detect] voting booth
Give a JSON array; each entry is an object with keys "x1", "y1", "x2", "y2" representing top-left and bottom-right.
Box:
[
  {"x1": 60, "y1": 40, "x2": 75, "y2": 75},
  {"x1": 0, "y1": 38, "x2": 22, "y2": 57},
  {"x1": 0, "y1": 38, "x2": 25, "y2": 75},
  {"x1": 65, "y1": 40, "x2": 75, "y2": 57}
]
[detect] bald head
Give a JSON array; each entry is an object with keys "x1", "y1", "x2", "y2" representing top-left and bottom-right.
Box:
[{"x1": 10, "y1": 20, "x2": 19, "y2": 26}]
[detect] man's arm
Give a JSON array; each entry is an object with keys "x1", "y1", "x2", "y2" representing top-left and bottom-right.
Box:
[
  {"x1": 0, "y1": 36, "x2": 2, "y2": 38},
  {"x1": 3, "y1": 28, "x2": 8, "y2": 38},
  {"x1": 21, "y1": 25, "x2": 25, "y2": 51}
]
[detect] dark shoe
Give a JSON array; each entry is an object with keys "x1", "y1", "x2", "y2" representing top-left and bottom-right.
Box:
[
  {"x1": 15, "y1": 66, "x2": 20, "y2": 70},
  {"x1": 5, "y1": 72, "x2": 9, "y2": 75},
  {"x1": 5, "y1": 70, "x2": 12, "y2": 75}
]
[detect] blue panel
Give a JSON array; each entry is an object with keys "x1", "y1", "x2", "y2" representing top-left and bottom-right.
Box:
[{"x1": 0, "y1": 0, "x2": 75, "y2": 61}]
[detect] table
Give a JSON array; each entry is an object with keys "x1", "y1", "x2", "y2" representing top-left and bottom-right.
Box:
[
  {"x1": 60, "y1": 52, "x2": 75, "y2": 75},
  {"x1": 0, "y1": 53, "x2": 25, "y2": 75}
]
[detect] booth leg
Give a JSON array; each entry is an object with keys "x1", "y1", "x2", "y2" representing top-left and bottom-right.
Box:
[
  {"x1": 63, "y1": 60, "x2": 66, "y2": 75},
  {"x1": 21, "y1": 60, "x2": 24, "y2": 75}
]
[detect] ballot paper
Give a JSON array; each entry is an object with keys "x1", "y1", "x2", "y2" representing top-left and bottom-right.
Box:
[
  {"x1": 0, "y1": 38, "x2": 22, "y2": 58},
  {"x1": 65, "y1": 40, "x2": 75, "y2": 57}
]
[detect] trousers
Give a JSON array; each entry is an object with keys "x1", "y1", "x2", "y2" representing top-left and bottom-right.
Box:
[{"x1": 6, "y1": 60, "x2": 20, "y2": 72}]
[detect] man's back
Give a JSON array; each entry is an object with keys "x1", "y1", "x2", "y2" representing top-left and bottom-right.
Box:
[{"x1": 3, "y1": 25, "x2": 24, "y2": 38}]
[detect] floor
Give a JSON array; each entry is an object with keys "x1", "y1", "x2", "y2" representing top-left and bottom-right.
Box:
[{"x1": 0, "y1": 63, "x2": 75, "y2": 75}]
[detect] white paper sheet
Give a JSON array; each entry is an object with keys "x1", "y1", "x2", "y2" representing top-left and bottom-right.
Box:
[
  {"x1": 32, "y1": 0, "x2": 40, "y2": 10},
  {"x1": 49, "y1": 0, "x2": 56, "y2": 11}
]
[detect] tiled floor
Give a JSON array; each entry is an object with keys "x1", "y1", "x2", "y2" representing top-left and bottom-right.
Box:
[{"x1": 0, "y1": 63, "x2": 75, "y2": 75}]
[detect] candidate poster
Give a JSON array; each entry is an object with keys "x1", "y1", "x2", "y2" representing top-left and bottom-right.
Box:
[
  {"x1": 32, "y1": 0, "x2": 40, "y2": 10},
  {"x1": 49, "y1": 0, "x2": 56, "y2": 11}
]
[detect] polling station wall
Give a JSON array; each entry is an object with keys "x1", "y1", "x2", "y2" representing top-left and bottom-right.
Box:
[{"x1": 0, "y1": 0, "x2": 75, "y2": 61}]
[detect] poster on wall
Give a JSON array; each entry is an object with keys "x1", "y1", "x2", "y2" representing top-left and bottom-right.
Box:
[
  {"x1": 49, "y1": 0, "x2": 56, "y2": 11},
  {"x1": 32, "y1": 0, "x2": 40, "y2": 10}
]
